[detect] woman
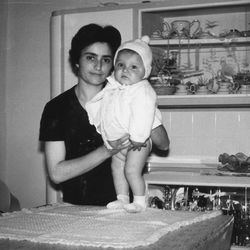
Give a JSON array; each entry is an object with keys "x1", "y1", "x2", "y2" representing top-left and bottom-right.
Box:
[{"x1": 39, "y1": 23, "x2": 169, "y2": 206}]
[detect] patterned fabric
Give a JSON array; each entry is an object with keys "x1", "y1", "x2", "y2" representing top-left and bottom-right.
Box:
[{"x1": 0, "y1": 203, "x2": 222, "y2": 248}]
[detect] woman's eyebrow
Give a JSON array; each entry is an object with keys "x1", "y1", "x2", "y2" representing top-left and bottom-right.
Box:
[
  {"x1": 102, "y1": 54, "x2": 112, "y2": 58},
  {"x1": 82, "y1": 52, "x2": 96, "y2": 56},
  {"x1": 82, "y1": 52, "x2": 112, "y2": 58}
]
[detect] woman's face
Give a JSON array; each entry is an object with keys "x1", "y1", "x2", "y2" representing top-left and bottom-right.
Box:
[{"x1": 78, "y1": 42, "x2": 113, "y2": 86}]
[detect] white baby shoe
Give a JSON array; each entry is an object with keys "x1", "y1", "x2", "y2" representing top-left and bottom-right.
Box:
[
  {"x1": 106, "y1": 194, "x2": 129, "y2": 209},
  {"x1": 123, "y1": 202, "x2": 146, "y2": 213}
]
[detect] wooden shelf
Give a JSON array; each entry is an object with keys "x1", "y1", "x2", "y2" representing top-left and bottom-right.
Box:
[
  {"x1": 144, "y1": 168, "x2": 250, "y2": 188},
  {"x1": 230, "y1": 246, "x2": 250, "y2": 250},
  {"x1": 145, "y1": 161, "x2": 250, "y2": 187},
  {"x1": 157, "y1": 94, "x2": 250, "y2": 108},
  {"x1": 150, "y1": 37, "x2": 250, "y2": 46}
]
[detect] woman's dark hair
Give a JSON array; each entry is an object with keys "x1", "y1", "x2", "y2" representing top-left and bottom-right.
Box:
[{"x1": 69, "y1": 23, "x2": 121, "y2": 75}]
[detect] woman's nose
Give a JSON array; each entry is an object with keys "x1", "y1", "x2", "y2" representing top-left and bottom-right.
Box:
[{"x1": 95, "y1": 60, "x2": 102, "y2": 70}]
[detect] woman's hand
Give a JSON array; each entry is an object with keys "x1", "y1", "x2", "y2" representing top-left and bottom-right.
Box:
[
  {"x1": 106, "y1": 134, "x2": 131, "y2": 156},
  {"x1": 45, "y1": 138, "x2": 131, "y2": 184},
  {"x1": 129, "y1": 140, "x2": 147, "y2": 151}
]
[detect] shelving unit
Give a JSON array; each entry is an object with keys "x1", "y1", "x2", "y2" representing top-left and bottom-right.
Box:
[
  {"x1": 144, "y1": 163, "x2": 250, "y2": 247},
  {"x1": 138, "y1": 0, "x2": 250, "y2": 108}
]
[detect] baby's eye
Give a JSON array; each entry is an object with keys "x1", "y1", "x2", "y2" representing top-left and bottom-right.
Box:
[
  {"x1": 116, "y1": 62, "x2": 124, "y2": 68},
  {"x1": 131, "y1": 65, "x2": 138, "y2": 70}
]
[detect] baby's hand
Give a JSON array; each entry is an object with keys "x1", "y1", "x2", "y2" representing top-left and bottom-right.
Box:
[{"x1": 129, "y1": 140, "x2": 147, "y2": 151}]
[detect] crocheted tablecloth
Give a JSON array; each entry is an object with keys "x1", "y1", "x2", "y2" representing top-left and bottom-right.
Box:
[{"x1": 0, "y1": 203, "x2": 222, "y2": 249}]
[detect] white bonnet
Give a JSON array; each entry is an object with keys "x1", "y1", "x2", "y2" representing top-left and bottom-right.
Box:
[{"x1": 114, "y1": 36, "x2": 152, "y2": 78}]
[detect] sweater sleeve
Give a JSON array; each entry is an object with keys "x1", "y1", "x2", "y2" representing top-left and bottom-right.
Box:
[{"x1": 39, "y1": 102, "x2": 64, "y2": 141}]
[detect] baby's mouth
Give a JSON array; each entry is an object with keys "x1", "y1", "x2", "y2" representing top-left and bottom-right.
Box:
[{"x1": 121, "y1": 75, "x2": 129, "y2": 79}]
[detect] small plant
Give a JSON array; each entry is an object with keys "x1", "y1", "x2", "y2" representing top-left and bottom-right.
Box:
[{"x1": 151, "y1": 49, "x2": 182, "y2": 87}]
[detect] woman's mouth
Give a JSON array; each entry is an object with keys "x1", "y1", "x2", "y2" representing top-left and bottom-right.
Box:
[{"x1": 91, "y1": 72, "x2": 104, "y2": 77}]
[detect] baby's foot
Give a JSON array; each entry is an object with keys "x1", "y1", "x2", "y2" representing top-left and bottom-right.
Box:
[
  {"x1": 123, "y1": 202, "x2": 146, "y2": 213},
  {"x1": 106, "y1": 199, "x2": 128, "y2": 209}
]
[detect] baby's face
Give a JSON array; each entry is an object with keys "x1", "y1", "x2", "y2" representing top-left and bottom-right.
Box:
[{"x1": 114, "y1": 50, "x2": 145, "y2": 85}]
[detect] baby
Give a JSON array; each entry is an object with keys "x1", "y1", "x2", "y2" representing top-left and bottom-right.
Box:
[{"x1": 86, "y1": 36, "x2": 169, "y2": 213}]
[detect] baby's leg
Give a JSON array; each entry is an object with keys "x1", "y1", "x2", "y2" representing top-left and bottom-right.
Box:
[
  {"x1": 123, "y1": 140, "x2": 151, "y2": 213},
  {"x1": 106, "y1": 151, "x2": 130, "y2": 209}
]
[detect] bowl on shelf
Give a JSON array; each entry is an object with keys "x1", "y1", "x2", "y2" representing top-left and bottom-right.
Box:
[{"x1": 153, "y1": 85, "x2": 177, "y2": 95}]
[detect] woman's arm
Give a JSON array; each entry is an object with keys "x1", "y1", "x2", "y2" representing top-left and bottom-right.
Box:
[
  {"x1": 151, "y1": 125, "x2": 170, "y2": 156},
  {"x1": 45, "y1": 135, "x2": 130, "y2": 184}
]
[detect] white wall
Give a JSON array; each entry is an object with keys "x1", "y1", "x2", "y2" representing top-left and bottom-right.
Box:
[
  {"x1": 160, "y1": 109, "x2": 250, "y2": 163},
  {"x1": 2, "y1": 0, "x2": 245, "y2": 208}
]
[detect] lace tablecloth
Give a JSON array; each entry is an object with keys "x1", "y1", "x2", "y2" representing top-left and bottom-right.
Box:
[{"x1": 0, "y1": 203, "x2": 231, "y2": 249}]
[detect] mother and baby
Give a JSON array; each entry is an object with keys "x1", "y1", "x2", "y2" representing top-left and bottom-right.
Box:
[{"x1": 39, "y1": 23, "x2": 170, "y2": 213}]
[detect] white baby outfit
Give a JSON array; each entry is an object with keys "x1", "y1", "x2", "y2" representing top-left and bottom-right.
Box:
[{"x1": 85, "y1": 75, "x2": 162, "y2": 149}]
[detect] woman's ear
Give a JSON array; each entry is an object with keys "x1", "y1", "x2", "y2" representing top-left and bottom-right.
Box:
[{"x1": 74, "y1": 64, "x2": 79, "y2": 76}]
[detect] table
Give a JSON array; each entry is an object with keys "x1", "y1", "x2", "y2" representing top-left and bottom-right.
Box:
[{"x1": 0, "y1": 203, "x2": 233, "y2": 250}]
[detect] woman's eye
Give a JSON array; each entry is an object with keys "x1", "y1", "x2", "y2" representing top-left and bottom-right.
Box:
[
  {"x1": 86, "y1": 55, "x2": 95, "y2": 61},
  {"x1": 103, "y1": 58, "x2": 112, "y2": 64}
]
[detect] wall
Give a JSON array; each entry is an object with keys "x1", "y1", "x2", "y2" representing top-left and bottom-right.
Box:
[
  {"x1": 2, "y1": 0, "x2": 247, "y2": 208},
  {"x1": 160, "y1": 109, "x2": 250, "y2": 163},
  {"x1": 0, "y1": 0, "x2": 8, "y2": 180}
]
